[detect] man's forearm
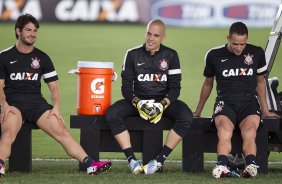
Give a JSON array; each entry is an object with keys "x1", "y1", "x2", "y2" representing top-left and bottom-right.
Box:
[
  {"x1": 51, "y1": 89, "x2": 61, "y2": 107},
  {"x1": 256, "y1": 76, "x2": 269, "y2": 114},
  {"x1": 0, "y1": 90, "x2": 8, "y2": 107},
  {"x1": 256, "y1": 76, "x2": 281, "y2": 118}
]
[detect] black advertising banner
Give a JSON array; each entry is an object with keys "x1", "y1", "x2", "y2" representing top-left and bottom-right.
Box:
[
  {"x1": 0, "y1": 0, "x2": 146, "y2": 23},
  {"x1": 0, "y1": 0, "x2": 280, "y2": 27}
]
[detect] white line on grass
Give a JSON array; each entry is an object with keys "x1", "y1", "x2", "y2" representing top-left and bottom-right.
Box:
[{"x1": 31, "y1": 158, "x2": 282, "y2": 164}]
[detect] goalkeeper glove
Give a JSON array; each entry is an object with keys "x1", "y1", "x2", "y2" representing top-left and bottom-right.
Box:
[
  {"x1": 132, "y1": 97, "x2": 155, "y2": 120},
  {"x1": 149, "y1": 99, "x2": 169, "y2": 124}
]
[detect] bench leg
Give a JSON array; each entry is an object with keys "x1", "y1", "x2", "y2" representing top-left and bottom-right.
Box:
[
  {"x1": 182, "y1": 131, "x2": 204, "y2": 172},
  {"x1": 78, "y1": 128, "x2": 100, "y2": 171},
  {"x1": 9, "y1": 125, "x2": 32, "y2": 172},
  {"x1": 142, "y1": 130, "x2": 163, "y2": 165},
  {"x1": 256, "y1": 129, "x2": 268, "y2": 173}
]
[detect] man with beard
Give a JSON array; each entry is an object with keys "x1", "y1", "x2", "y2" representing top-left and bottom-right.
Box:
[{"x1": 0, "y1": 14, "x2": 111, "y2": 178}]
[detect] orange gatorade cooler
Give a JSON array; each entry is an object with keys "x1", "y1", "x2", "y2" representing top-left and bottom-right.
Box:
[{"x1": 75, "y1": 61, "x2": 115, "y2": 115}]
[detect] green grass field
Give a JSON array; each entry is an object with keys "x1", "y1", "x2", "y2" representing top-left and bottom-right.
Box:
[
  {"x1": 1, "y1": 160, "x2": 282, "y2": 184},
  {"x1": 1, "y1": 23, "x2": 282, "y2": 182}
]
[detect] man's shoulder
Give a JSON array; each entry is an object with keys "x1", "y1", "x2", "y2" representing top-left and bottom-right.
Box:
[
  {"x1": 33, "y1": 47, "x2": 50, "y2": 57},
  {"x1": 204, "y1": 44, "x2": 228, "y2": 59},
  {"x1": 160, "y1": 44, "x2": 178, "y2": 54},
  {"x1": 207, "y1": 44, "x2": 226, "y2": 54},
  {"x1": 126, "y1": 44, "x2": 143, "y2": 53},
  {"x1": 0, "y1": 46, "x2": 15, "y2": 56},
  {"x1": 245, "y1": 44, "x2": 264, "y2": 52}
]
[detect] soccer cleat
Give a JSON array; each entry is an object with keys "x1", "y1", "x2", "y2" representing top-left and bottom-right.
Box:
[
  {"x1": 230, "y1": 170, "x2": 240, "y2": 178},
  {"x1": 143, "y1": 159, "x2": 162, "y2": 175},
  {"x1": 0, "y1": 163, "x2": 5, "y2": 178},
  {"x1": 242, "y1": 164, "x2": 259, "y2": 178},
  {"x1": 228, "y1": 153, "x2": 245, "y2": 170},
  {"x1": 212, "y1": 165, "x2": 232, "y2": 179},
  {"x1": 129, "y1": 160, "x2": 143, "y2": 174},
  {"x1": 227, "y1": 162, "x2": 240, "y2": 177},
  {"x1": 87, "y1": 160, "x2": 111, "y2": 175}
]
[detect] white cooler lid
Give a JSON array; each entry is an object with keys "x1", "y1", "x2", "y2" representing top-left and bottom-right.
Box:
[{"x1": 77, "y1": 61, "x2": 114, "y2": 69}]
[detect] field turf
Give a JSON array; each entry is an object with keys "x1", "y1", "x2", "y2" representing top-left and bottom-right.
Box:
[{"x1": 0, "y1": 23, "x2": 281, "y2": 182}]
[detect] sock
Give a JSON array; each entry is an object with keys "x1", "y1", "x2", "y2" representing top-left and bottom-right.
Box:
[
  {"x1": 82, "y1": 156, "x2": 94, "y2": 168},
  {"x1": 217, "y1": 155, "x2": 229, "y2": 167},
  {"x1": 245, "y1": 154, "x2": 257, "y2": 166},
  {"x1": 123, "y1": 147, "x2": 136, "y2": 164},
  {"x1": 156, "y1": 145, "x2": 172, "y2": 165},
  {"x1": 0, "y1": 159, "x2": 4, "y2": 166}
]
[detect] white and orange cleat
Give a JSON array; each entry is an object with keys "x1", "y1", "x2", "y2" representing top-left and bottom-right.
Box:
[
  {"x1": 0, "y1": 163, "x2": 5, "y2": 178},
  {"x1": 212, "y1": 165, "x2": 232, "y2": 179},
  {"x1": 242, "y1": 164, "x2": 259, "y2": 178}
]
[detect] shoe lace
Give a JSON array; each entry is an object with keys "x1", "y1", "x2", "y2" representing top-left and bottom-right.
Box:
[
  {"x1": 249, "y1": 164, "x2": 259, "y2": 168},
  {"x1": 149, "y1": 160, "x2": 162, "y2": 170},
  {"x1": 0, "y1": 164, "x2": 4, "y2": 171},
  {"x1": 129, "y1": 160, "x2": 139, "y2": 169},
  {"x1": 214, "y1": 165, "x2": 230, "y2": 173},
  {"x1": 91, "y1": 160, "x2": 110, "y2": 168}
]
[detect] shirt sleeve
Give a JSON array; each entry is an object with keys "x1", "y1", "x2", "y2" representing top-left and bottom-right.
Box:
[
  {"x1": 121, "y1": 50, "x2": 135, "y2": 103},
  {"x1": 166, "y1": 51, "x2": 181, "y2": 103},
  {"x1": 0, "y1": 55, "x2": 6, "y2": 79},
  {"x1": 257, "y1": 47, "x2": 267, "y2": 75},
  {"x1": 203, "y1": 50, "x2": 215, "y2": 77},
  {"x1": 42, "y1": 54, "x2": 58, "y2": 83}
]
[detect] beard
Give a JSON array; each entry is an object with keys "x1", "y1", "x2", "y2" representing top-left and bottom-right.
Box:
[{"x1": 21, "y1": 36, "x2": 36, "y2": 46}]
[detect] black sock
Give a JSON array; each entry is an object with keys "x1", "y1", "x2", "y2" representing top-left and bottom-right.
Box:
[
  {"x1": 217, "y1": 155, "x2": 229, "y2": 166},
  {"x1": 0, "y1": 159, "x2": 4, "y2": 166},
  {"x1": 123, "y1": 147, "x2": 136, "y2": 164},
  {"x1": 245, "y1": 154, "x2": 257, "y2": 166},
  {"x1": 156, "y1": 145, "x2": 172, "y2": 165},
  {"x1": 82, "y1": 156, "x2": 94, "y2": 168}
]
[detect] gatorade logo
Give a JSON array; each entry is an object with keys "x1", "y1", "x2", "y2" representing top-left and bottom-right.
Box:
[{"x1": 91, "y1": 78, "x2": 105, "y2": 95}]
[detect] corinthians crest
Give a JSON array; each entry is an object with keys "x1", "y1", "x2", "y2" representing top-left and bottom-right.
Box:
[
  {"x1": 31, "y1": 57, "x2": 40, "y2": 69},
  {"x1": 244, "y1": 53, "x2": 253, "y2": 65},
  {"x1": 159, "y1": 59, "x2": 168, "y2": 71}
]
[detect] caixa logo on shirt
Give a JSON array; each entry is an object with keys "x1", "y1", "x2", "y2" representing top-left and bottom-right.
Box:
[
  {"x1": 222, "y1": 68, "x2": 253, "y2": 77},
  {"x1": 10, "y1": 72, "x2": 39, "y2": 80},
  {"x1": 137, "y1": 74, "x2": 167, "y2": 82}
]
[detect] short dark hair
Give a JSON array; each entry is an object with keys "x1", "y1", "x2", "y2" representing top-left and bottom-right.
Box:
[
  {"x1": 229, "y1": 22, "x2": 248, "y2": 37},
  {"x1": 15, "y1": 13, "x2": 39, "y2": 39}
]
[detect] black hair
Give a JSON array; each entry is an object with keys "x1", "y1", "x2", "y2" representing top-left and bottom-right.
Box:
[
  {"x1": 15, "y1": 13, "x2": 39, "y2": 39},
  {"x1": 229, "y1": 22, "x2": 248, "y2": 36}
]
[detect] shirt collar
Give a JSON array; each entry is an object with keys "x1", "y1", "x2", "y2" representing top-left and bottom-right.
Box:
[{"x1": 142, "y1": 44, "x2": 164, "y2": 56}]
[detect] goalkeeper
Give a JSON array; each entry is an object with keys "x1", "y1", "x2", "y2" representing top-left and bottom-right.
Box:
[{"x1": 105, "y1": 19, "x2": 193, "y2": 175}]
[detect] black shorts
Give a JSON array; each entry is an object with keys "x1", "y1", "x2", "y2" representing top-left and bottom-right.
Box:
[
  {"x1": 212, "y1": 95, "x2": 262, "y2": 128},
  {"x1": 105, "y1": 99, "x2": 193, "y2": 137},
  {"x1": 6, "y1": 95, "x2": 53, "y2": 124}
]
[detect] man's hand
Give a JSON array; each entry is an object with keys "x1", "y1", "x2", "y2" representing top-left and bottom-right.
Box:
[
  {"x1": 193, "y1": 112, "x2": 201, "y2": 117},
  {"x1": 0, "y1": 103, "x2": 16, "y2": 124},
  {"x1": 149, "y1": 99, "x2": 169, "y2": 124},
  {"x1": 149, "y1": 103, "x2": 164, "y2": 124},
  {"x1": 262, "y1": 111, "x2": 281, "y2": 119},
  {"x1": 132, "y1": 97, "x2": 155, "y2": 120},
  {"x1": 48, "y1": 105, "x2": 65, "y2": 125}
]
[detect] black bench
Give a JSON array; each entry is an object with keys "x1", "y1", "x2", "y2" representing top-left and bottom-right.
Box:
[
  {"x1": 70, "y1": 115, "x2": 281, "y2": 173},
  {"x1": 182, "y1": 117, "x2": 281, "y2": 173},
  {"x1": 0, "y1": 122, "x2": 38, "y2": 172},
  {"x1": 2, "y1": 115, "x2": 280, "y2": 173},
  {"x1": 70, "y1": 115, "x2": 174, "y2": 170}
]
